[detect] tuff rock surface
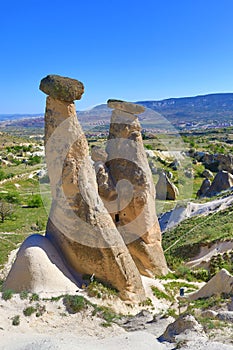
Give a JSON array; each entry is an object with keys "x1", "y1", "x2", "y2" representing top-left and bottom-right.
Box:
[
  {"x1": 4, "y1": 75, "x2": 168, "y2": 301},
  {"x1": 156, "y1": 171, "x2": 179, "y2": 200},
  {"x1": 97, "y1": 100, "x2": 168, "y2": 277}
]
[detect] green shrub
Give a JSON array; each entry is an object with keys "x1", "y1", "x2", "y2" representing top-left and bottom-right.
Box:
[
  {"x1": 144, "y1": 144, "x2": 154, "y2": 150},
  {"x1": 139, "y1": 297, "x2": 153, "y2": 307},
  {"x1": 23, "y1": 306, "x2": 36, "y2": 316},
  {"x1": 30, "y1": 293, "x2": 39, "y2": 302},
  {"x1": 20, "y1": 291, "x2": 29, "y2": 300},
  {"x1": 92, "y1": 305, "x2": 120, "y2": 327},
  {"x1": 12, "y1": 315, "x2": 20, "y2": 326},
  {"x1": 192, "y1": 268, "x2": 210, "y2": 282},
  {"x1": 0, "y1": 169, "x2": 6, "y2": 180},
  {"x1": 1, "y1": 191, "x2": 21, "y2": 204},
  {"x1": 28, "y1": 155, "x2": 41, "y2": 166},
  {"x1": 87, "y1": 280, "x2": 118, "y2": 299},
  {"x1": 27, "y1": 195, "x2": 43, "y2": 208},
  {"x1": 2, "y1": 289, "x2": 14, "y2": 300},
  {"x1": 63, "y1": 295, "x2": 88, "y2": 313},
  {"x1": 151, "y1": 286, "x2": 172, "y2": 301}
]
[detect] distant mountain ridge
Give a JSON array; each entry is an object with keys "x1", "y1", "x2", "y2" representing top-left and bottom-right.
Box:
[
  {"x1": 1, "y1": 93, "x2": 233, "y2": 130},
  {"x1": 137, "y1": 93, "x2": 233, "y2": 122}
]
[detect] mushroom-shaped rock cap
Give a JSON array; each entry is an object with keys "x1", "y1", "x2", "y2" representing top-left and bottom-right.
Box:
[
  {"x1": 107, "y1": 99, "x2": 145, "y2": 115},
  {"x1": 40, "y1": 75, "x2": 84, "y2": 102}
]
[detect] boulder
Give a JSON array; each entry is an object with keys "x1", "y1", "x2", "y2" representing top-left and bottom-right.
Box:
[
  {"x1": 156, "y1": 172, "x2": 179, "y2": 200},
  {"x1": 189, "y1": 269, "x2": 233, "y2": 300},
  {"x1": 148, "y1": 160, "x2": 157, "y2": 175},
  {"x1": 196, "y1": 178, "x2": 211, "y2": 198},
  {"x1": 228, "y1": 297, "x2": 233, "y2": 311},
  {"x1": 203, "y1": 153, "x2": 233, "y2": 173},
  {"x1": 217, "y1": 311, "x2": 233, "y2": 323},
  {"x1": 100, "y1": 100, "x2": 168, "y2": 277},
  {"x1": 184, "y1": 169, "x2": 194, "y2": 178},
  {"x1": 39, "y1": 74, "x2": 84, "y2": 102},
  {"x1": 91, "y1": 146, "x2": 107, "y2": 163},
  {"x1": 107, "y1": 99, "x2": 145, "y2": 114},
  {"x1": 3, "y1": 234, "x2": 78, "y2": 294},
  {"x1": 201, "y1": 310, "x2": 217, "y2": 318},
  {"x1": 169, "y1": 159, "x2": 181, "y2": 171},
  {"x1": 205, "y1": 170, "x2": 233, "y2": 197},
  {"x1": 202, "y1": 169, "x2": 214, "y2": 179},
  {"x1": 159, "y1": 314, "x2": 205, "y2": 343}
]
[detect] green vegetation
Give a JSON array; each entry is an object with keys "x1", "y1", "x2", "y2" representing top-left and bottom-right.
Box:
[
  {"x1": 139, "y1": 297, "x2": 153, "y2": 307},
  {"x1": 23, "y1": 303, "x2": 46, "y2": 317},
  {"x1": 151, "y1": 286, "x2": 172, "y2": 301},
  {"x1": 27, "y1": 194, "x2": 43, "y2": 208},
  {"x1": 87, "y1": 280, "x2": 118, "y2": 299},
  {"x1": 2, "y1": 289, "x2": 14, "y2": 300},
  {"x1": 23, "y1": 306, "x2": 37, "y2": 316},
  {"x1": 163, "y1": 206, "x2": 233, "y2": 275},
  {"x1": 188, "y1": 293, "x2": 231, "y2": 312},
  {"x1": 29, "y1": 293, "x2": 39, "y2": 302},
  {"x1": 92, "y1": 305, "x2": 121, "y2": 327},
  {"x1": 63, "y1": 295, "x2": 88, "y2": 313},
  {"x1": 12, "y1": 315, "x2": 20, "y2": 326},
  {"x1": 20, "y1": 291, "x2": 29, "y2": 300}
]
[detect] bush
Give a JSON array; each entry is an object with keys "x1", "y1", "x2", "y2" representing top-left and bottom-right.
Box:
[
  {"x1": 30, "y1": 293, "x2": 39, "y2": 302},
  {"x1": 87, "y1": 280, "x2": 118, "y2": 299},
  {"x1": 28, "y1": 155, "x2": 41, "y2": 166},
  {"x1": 151, "y1": 286, "x2": 172, "y2": 301},
  {"x1": 27, "y1": 195, "x2": 43, "y2": 208},
  {"x1": 63, "y1": 295, "x2": 88, "y2": 313},
  {"x1": 0, "y1": 169, "x2": 6, "y2": 181},
  {"x1": 2, "y1": 289, "x2": 14, "y2": 300},
  {"x1": 92, "y1": 305, "x2": 120, "y2": 327},
  {"x1": 1, "y1": 191, "x2": 21, "y2": 204},
  {"x1": 12, "y1": 315, "x2": 20, "y2": 326},
  {"x1": 20, "y1": 291, "x2": 29, "y2": 300},
  {"x1": 23, "y1": 306, "x2": 36, "y2": 316}
]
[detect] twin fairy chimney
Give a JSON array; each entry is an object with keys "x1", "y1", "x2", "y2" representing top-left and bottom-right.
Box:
[{"x1": 4, "y1": 75, "x2": 168, "y2": 302}]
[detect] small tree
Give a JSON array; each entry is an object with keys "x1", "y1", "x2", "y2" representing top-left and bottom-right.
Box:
[
  {"x1": 27, "y1": 194, "x2": 43, "y2": 208},
  {"x1": 0, "y1": 201, "x2": 13, "y2": 223}
]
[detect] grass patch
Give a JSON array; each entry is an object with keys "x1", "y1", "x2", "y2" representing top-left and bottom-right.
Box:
[
  {"x1": 20, "y1": 291, "x2": 29, "y2": 300},
  {"x1": 29, "y1": 293, "x2": 39, "y2": 302},
  {"x1": 86, "y1": 280, "x2": 118, "y2": 299},
  {"x1": 151, "y1": 286, "x2": 172, "y2": 301},
  {"x1": 2, "y1": 289, "x2": 14, "y2": 300}
]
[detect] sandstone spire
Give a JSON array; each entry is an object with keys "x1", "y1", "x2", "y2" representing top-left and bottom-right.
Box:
[
  {"x1": 99, "y1": 99, "x2": 168, "y2": 277},
  {"x1": 40, "y1": 75, "x2": 146, "y2": 301}
]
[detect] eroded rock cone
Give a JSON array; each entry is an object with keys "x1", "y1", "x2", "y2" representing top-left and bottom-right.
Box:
[
  {"x1": 41, "y1": 76, "x2": 145, "y2": 302},
  {"x1": 196, "y1": 178, "x2": 211, "y2": 198},
  {"x1": 205, "y1": 170, "x2": 233, "y2": 197},
  {"x1": 98, "y1": 99, "x2": 168, "y2": 277},
  {"x1": 156, "y1": 171, "x2": 179, "y2": 200}
]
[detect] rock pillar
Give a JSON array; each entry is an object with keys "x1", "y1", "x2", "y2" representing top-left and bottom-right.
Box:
[
  {"x1": 100, "y1": 99, "x2": 168, "y2": 277},
  {"x1": 39, "y1": 75, "x2": 145, "y2": 301}
]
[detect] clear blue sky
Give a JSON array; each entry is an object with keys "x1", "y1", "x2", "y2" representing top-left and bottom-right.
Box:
[{"x1": 1, "y1": 0, "x2": 233, "y2": 114}]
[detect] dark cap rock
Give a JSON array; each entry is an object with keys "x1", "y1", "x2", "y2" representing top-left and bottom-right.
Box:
[
  {"x1": 107, "y1": 99, "x2": 145, "y2": 115},
  {"x1": 39, "y1": 75, "x2": 84, "y2": 102}
]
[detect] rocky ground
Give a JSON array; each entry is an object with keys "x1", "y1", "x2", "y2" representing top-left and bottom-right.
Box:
[{"x1": 0, "y1": 286, "x2": 233, "y2": 350}]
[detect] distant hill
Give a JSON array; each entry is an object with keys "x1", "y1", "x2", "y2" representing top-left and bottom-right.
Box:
[
  {"x1": 1, "y1": 93, "x2": 233, "y2": 131},
  {"x1": 137, "y1": 93, "x2": 233, "y2": 123}
]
